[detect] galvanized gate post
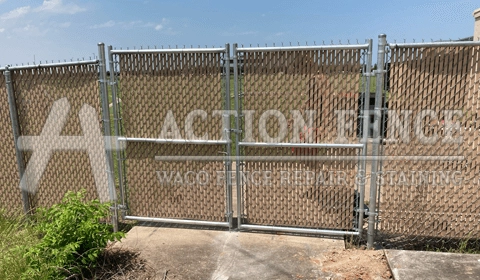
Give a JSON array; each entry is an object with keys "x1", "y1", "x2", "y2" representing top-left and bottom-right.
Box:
[
  {"x1": 98, "y1": 43, "x2": 118, "y2": 232},
  {"x1": 358, "y1": 39, "x2": 373, "y2": 236},
  {"x1": 233, "y1": 43, "x2": 243, "y2": 229},
  {"x1": 4, "y1": 67, "x2": 30, "y2": 214},
  {"x1": 108, "y1": 45, "x2": 127, "y2": 219},
  {"x1": 367, "y1": 34, "x2": 387, "y2": 249},
  {"x1": 224, "y1": 43, "x2": 234, "y2": 229}
]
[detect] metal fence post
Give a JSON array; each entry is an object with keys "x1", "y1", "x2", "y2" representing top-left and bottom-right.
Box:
[
  {"x1": 108, "y1": 45, "x2": 126, "y2": 219},
  {"x1": 233, "y1": 43, "x2": 243, "y2": 229},
  {"x1": 4, "y1": 67, "x2": 30, "y2": 214},
  {"x1": 224, "y1": 43, "x2": 234, "y2": 229},
  {"x1": 98, "y1": 43, "x2": 118, "y2": 232},
  {"x1": 358, "y1": 39, "x2": 373, "y2": 236},
  {"x1": 367, "y1": 34, "x2": 387, "y2": 249}
]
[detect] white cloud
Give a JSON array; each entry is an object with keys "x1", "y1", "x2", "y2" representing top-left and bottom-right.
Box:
[
  {"x1": 90, "y1": 20, "x2": 116, "y2": 29},
  {"x1": 0, "y1": 1, "x2": 86, "y2": 27},
  {"x1": 36, "y1": 0, "x2": 86, "y2": 14},
  {"x1": 239, "y1": 31, "x2": 258, "y2": 35},
  {"x1": 59, "y1": 21, "x2": 70, "y2": 28},
  {"x1": 14, "y1": 24, "x2": 48, "y2": 37},
  {"x1": 154, "y1": 18, "x2": 171, "y2": 32},
  {"x1": 222, "y1": 30, "x2": 259, "y2": 37},
  {"x1": 0, "y1": 6, "x2": 31, "y2": 20},
  {"x1": 0, "y1": 28, "x2": 5, "y2": 33},
  {"x1": 89, "y1": 18, "x2": 174, "y2": 33}
]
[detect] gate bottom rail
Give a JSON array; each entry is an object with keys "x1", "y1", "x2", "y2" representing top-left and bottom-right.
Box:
[
  {"x1": 239, "y1": 224, "x2": 359, "y2": 236},
  {"x1": 124, "y1": 215, "x2": 230, "y2": 227}
]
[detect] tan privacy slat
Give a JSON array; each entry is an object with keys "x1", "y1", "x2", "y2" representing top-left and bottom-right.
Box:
[
  {"x1": 380, "y1": 45, "x2": 480, "y2": 243},
  {"x1": 0, "y1": 70, "x2": 23, "y2": 215},
  {"x1": 241, "y1": 48, "x2": 361, "y2": 230},
  {"x1": 118, "y1": 51, "x2": 226, "y2": 222},
  {"x1": 9, "y1": 64, "x2": 103, "y2": 210}
]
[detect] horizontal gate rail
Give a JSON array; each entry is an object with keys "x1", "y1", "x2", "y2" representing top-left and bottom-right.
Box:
[
  {"x1": 239, "y1": 224, "x2": 359, "y2": 236},
  {"x1": 111, "y1": 48, "x2": 226, "y2": 54},
  {"x1": 239, "y1": 142, "x2": 364, "y2": 149},
  {"x1": 124, "y1": 215, "x2": 230, "y2": 227},
  {"x1": 237, "y1": 44, "x2": 369, "y2": 52},
  {"x1": 389, "y1": 41, "x2": 480, "y2": 48},
  {"x1": 1, "y1": 60, "x2": 99, "y2": 71},
  {"x1": 118, "y1": 136, "x2": 229, "y2": 145}
]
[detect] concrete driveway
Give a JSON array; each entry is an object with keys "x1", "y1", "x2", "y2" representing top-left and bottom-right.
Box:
[{"x1": 114, "y1": 225, "x2": 344, "y2": 279}]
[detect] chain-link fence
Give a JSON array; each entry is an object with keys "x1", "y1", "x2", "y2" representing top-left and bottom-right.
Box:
[
  {"x1": 112, "y1": 48, "x2": 231, "y2": 223},
  {"x1": 377, "y1": 42, "x2": 480, "y2": 249},
  {"x1": 3, "y1": 38, "x2": 480, "y2": 249},
  {"x1": 234, "y1": 45, "x2": 369, "y2": 234},
  {"x1": 8, "y1": 62, "x2": 109, "y2": 210}
]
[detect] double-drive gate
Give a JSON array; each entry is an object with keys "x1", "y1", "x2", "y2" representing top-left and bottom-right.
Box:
[{"x1": 110, "y1": 41, "x2": 374, "y2": 237}]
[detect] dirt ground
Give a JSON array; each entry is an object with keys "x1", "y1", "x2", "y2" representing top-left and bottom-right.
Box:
[{"x1": 321, "y1": 248, "x2": 392, "y2": 280}]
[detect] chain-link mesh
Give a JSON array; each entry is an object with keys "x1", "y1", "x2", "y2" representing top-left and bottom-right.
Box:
[
  {"x1": 116, "y1": 51, "x2": 227, "y2": 222},
  {"x1": 378, "y1": 45, "x2": 480, "y2": 249},
  {"x1": 238, "y1": 48, "x2": 364, "y2": 230},
  {"x1": 0, "y1": 70, "x2": 23, "y2": 215},
  {"x1": 11, "y1": 63, "x2": 105, "y2": 210}
]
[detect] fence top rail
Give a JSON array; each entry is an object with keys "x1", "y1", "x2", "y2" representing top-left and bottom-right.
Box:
[
  {"x1": 1, "y1": 60, "x2": 99, "y2": 71},
  {"x1": 236, "y1": 44, "x2": 369, "y2": 52},
  {"x1": 389, "y1": 41, "x2": 480, "y2": 49},
  {"x1": 111, "y1": 47, "x2": 226, "y2": 54}
]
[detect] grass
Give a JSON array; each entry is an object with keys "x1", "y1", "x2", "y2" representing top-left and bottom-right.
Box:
[
  {"x1": 425, "y1": 234, "x2": 480, "y2": 254},
  {"x1": 0, "y1": 211, "x2": 45, "y2": 280},
  {"x1": 0, "y1": 191, "x2": 127, "y2": 279}
]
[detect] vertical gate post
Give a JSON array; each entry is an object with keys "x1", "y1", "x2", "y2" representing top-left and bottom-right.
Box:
[
  {"x1": 224, "y1": 43, "x2": 233, "y2": 229},
  {"x1": 98, "y1": 43, "x2": 118, "y2": 232},
  {"x1": 367, "y1": 34, "x2": 387, "y2": 249},
  {"x1": 358, "y1": 39, "x2": 373, "y2": 236},
  {"x1": 108, "y1": 45, "x2": 126, "y2": 219},
  {"x1": 4, "y1": 67, "x2": 30, "y2": 214},
  {"x1": 233, "y1": 43, "x2": 243, "y2": 229}
]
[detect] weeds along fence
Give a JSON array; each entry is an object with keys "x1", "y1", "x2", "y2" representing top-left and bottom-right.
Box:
[{"x1": 1, "y1": 36, "x2": 480, "y2": 250}]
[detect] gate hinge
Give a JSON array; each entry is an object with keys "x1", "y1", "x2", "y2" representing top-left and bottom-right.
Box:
[
  {"x1": 365, "y1": 211, "x2": 378, "y2": 217},
  {"x1": 373, "y1": 69, "x2": 387, "y2": 74}
]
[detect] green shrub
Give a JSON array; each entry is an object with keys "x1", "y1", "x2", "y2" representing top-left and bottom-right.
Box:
[{"x1": 24, "y1": 190, "x2": 125, "y2": 279}]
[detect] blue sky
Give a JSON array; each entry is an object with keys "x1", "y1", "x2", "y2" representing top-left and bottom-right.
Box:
[{"x1": 0, "y1": 0, "x2": 478, "y2": 66}]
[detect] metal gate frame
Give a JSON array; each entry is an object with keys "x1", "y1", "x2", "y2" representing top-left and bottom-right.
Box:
[
  {"x1": 110, "y1": 45, "x2": 234, "y2": 228},
  {"x1": 232, "y1": 42, "x2": 374, "y2": 237}
]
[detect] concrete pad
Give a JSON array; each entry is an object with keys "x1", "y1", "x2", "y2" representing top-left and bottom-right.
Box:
[
  {"x1": 385, "y1": 250, "x2": 480, "y2": 280},
  {"x1": 115, "y1": 226, "x2": 344, "y2": 279}
]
